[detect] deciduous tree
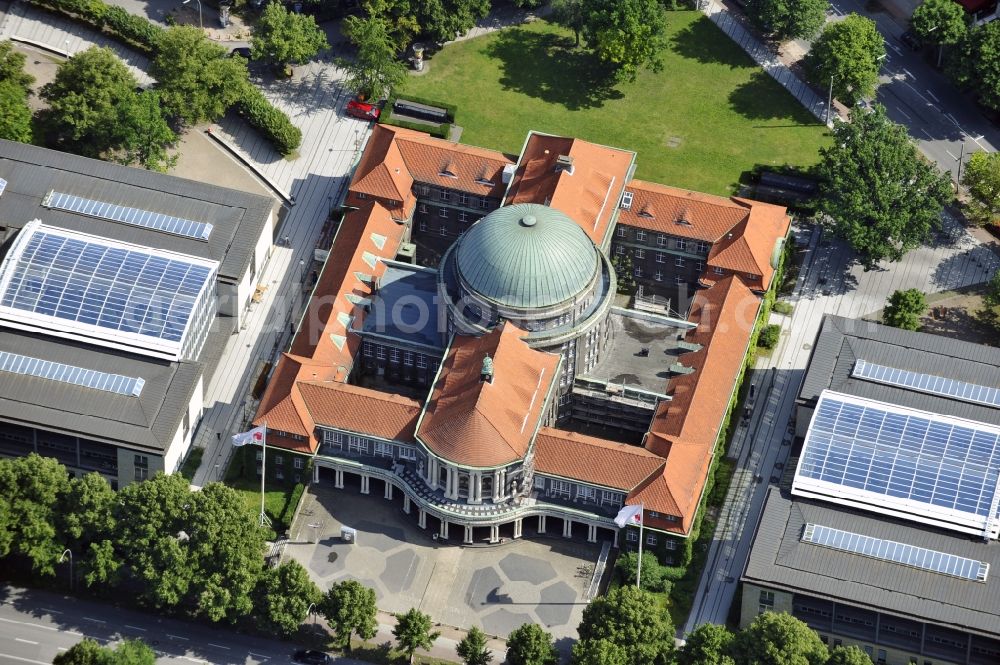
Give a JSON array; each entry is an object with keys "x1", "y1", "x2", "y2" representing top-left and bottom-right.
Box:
[
  {"x1": 676, "y1": 623, "x2": 735, "y2": 665},
  {"x1": 505, "y1": 623, "x2": 559, "y2": 665},
  {"x1": 614, "y1": 551, "x2": 671, "y2": 592},
  {"x1": 393, "y1": 607, "x2": 440, "y2": 664},
  {"x1": 961, "y1": 151, "x2": 1000, "y2": 225},
  {"x1": 582, "y1": 0, "x2": 668, "y2": 83},
  {"x1": 883, "y1": 288, "x2": 927, "y2": 330},
  {"x1": 0, "y1": 79, "x2": 33, "y2": 142},
  {"x1": 0, "y1": 454, "x2": 71, "y2": 575},
  {"x1": 250, "y1": 3, "x2": 328, "y2": 66},
  {"x1": 456, "y1": 626, "x2": 492, "y2": 665},
  {"x1": 320, "y1": 579, "x2": 378, "y2": 651},
  {"x1": 746, "y1": 0, "x2": 827, "y2": 41},
  {"x1": 58, "y1": 473, "x2": 119, "y2": 587},
  {"x1": 575, "y1": 585, "x2": 674, "y2": 665},
  {"x1": 816, "y1": 105, "x2": 952, "y2": 268},
  {"x1": 571, "y1": 638, "x2": 629, "y2": 665},
  {"x1": 54, "y1": 639, "x2": 111, "y2": 665},
  {"x1": 114, "y1": 91, "x2": 178, "y2": 172},
  {"x1": 805, "y1": 15, "x2": 885, "y2": 106},
  {"x1": 827, "y1": 646, "x2": 875, "y2": 665},
  {"x1": 0, "y1": 40, "x2": 34, "y2": 92},
  {"x1": 551, "y1": 0, "x2": 587, "y2": 47},
  {"x1": 341, "y1": 8, "x2": 407, "y2": 101},
  {"x1": 152, "y1": 26, "x2": 248, "y2": 124},
  {"x1": 731, "y1": 612, "x2": 828, "y2": 665},
  {"x1": 253, "y1": 560, "x2": 321, "y2": 637},
  {"x1": 911, "y1": 0, "x2": 967, "y2": 48}
]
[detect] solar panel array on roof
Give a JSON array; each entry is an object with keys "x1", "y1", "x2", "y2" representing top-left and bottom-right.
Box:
[
  {"x1": 853, "y1": 359, "x2": 1000, "y2": 408},
  {"x1": 802, "y1": 523, "x2": 989, "y2": 582},
  {"x1": 793, "y1": 391, "x2": 1000, "y2": 538},
  {"x1": 0, "y1": 222, "x2": 217, "y2": 360},
  {"x1": 43, "y1": 190, "x2": 213, "y2": 241},
  {"x1": 0, "y1": 350, "x2": 144, "y2": 396}
]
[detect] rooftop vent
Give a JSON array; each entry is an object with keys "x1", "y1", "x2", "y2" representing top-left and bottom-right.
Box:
[
  {"x1": 502, "y1": 164, "x2": 516, "y2": 184},
  {"x1": 481, "y1": 354, "x2": 494, "y2": 383},
  {"x1": 621, "y1": 191, "x2": 634, "y2": 210},
  {"x1": 555, "y1": 154, "x2": 574, "y2": 175}
]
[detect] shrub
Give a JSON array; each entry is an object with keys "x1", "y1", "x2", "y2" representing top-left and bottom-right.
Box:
[
  {"x1": 615, "y1": 551, "x2": 673, "y2": 593},
  {"x1": 380, "y1": 115, "x2": 449, "y2": 139},
  {"x1": 772, "y1": 300, "x2": 794, "y2": 315},
  {"x1": 101, "y1": 6, "x2": 165, "y2": 51},
  {"x1": 758, "y1": 323, "x2": 780, "y2": 349},
  {"x1": 238, "y1": 86, "x2": 302, "y2": 156}
]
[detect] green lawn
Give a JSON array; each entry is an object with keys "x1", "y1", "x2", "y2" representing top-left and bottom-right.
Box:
[
  {"x1": 400, "y1": 12, "x2": 829, "y2": 195},
  {"x1": 227, "y1": 476, "x2": 304, "y2": 540}
]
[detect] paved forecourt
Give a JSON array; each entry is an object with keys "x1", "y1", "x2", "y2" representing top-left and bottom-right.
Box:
[{"x1": 285, "y1": 487, "x2": 599, "y2": 641}]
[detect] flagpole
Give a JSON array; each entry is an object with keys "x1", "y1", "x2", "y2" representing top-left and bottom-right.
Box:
[
  {"x1": 260, "y1": 421, "x2": 267, "y2": 528},
  {"x1": 637, "y1": 503, "x2": 644, "y2": 589}
]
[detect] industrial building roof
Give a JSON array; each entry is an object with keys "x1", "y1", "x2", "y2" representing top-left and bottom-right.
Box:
[{"x1": 743, "y1": 487, "x2": 1000, "y2": 639}]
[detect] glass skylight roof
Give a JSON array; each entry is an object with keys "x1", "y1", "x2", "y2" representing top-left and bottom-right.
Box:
[
  {"x1": 0, "y1": 350, "x2": 144, "y2": 397},
  {"x1": 853, "y1": 359, "x2": 1000, "y2": 409},
  {"x1": 802, "y1": 523, "x2": 989, "y2": 582},
  {"x1": 792, "y1": 390, "x2": 1000, "y2": 539},
  {"x1": 0, "y1": 221, "x2": 217, "y2": 361},
  {"x1": 43, "y1": 190, "x2": 213, "y2": 241}
]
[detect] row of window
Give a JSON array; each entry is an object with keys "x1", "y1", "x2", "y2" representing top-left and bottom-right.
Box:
[
  {"x1": 625, "y1": 529, "x2": 678, "y2": 548},
  {"x1": 253, "y1": 450, "x2": 306, "y2": 468},
  {"x1": 418, "y1": 207, "x2": 478, "y2": 223},
  {"x1": 418, "y1": 185, "x2": 494, "y2": 210},
  {"x1": 616, "y1": 228, "x2": 711, "y2": 254},
  {"x1": 322, "y1": 429, "x2": 417, "y2": 460},
  {"x1": 363, "y1": 341, "x2": 431, "y2": 368}
]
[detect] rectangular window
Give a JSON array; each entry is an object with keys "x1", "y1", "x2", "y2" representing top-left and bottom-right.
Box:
[
  {"x1": 601, "y1": 490, "x2": 621, "y2": 505},
  {"x1": 615, "y1": 245, "x2": 625, "y2": 256},
  {"x1": 348, "y1": 436, "x2": 366, "y2": 454},
  {"x1": 418, "y1": 185, "x2": 430, "y2": 196},
  {"x1": 664, "y1": 539, "x2": 677, "y2": 550},
  {"x1": 636, "y1": 230, "x2": 647, "y2": 242},
  {"x1": 458, "y1": 193, "x2": 469, "y2": 205},
  {"x1": 551, "y1": 480, "x2": 571, "y2": 497},
  {"x1": 417, "y1": 355, "x2": 427, "y2": 369},
  {"x1": 135, "y1": 454, "x2": 148, "y2": 468},
  {"x1": 534, "y1": 476, "x2": 545, "y2": 489},
  {"x1": 404, "y1": 351, "x2": 414, "y2": 366},
  {"x1": 459, "y1": 211, "x2": 468, "y2": 222},
  {"x1": 323, "y1": 430, "x2": 343, "y2": 448},
  {"x1": 633, "y1": 266, "x2": 642, "y2": 277},
  {"x1": 274, "y1": 454, "x2": 284, "y2": 466},
  {"x1": 617, "y1": 227, "x2": 627, "y2": 238},
  {"x1": 439, "y1": 190, "x2": 451, "y2": 202},
  {"x1": 275, "y1": 468, "x2": 284, "y2": 480},
  {"x1": 256, "y1": 450, "x2": 264, "y2": 460},
  {"x1": 627, "y1": 529, "x2": 638, "y2": 541},
  {"x1": 134, "y1": 466, "x2": 148, "y2": 481},
  {"x1": 363, "y1": 341, "x2": 374, "y2": 357},
  {"x1": 759, "y1": 590, "x2": 775, "y2": 615},
  {"x1": 675, "y1": 275, "x2": 685, "y2": 284},
  {"x1": 646, "y1": 533, "x2": 657, "y2": 546},
  {"x1": 697, "y1": 241, "x2": 709, "y2": 254},
  {"x1": 674, "y1": 257, "x2": 685, "y2": 267},
  {"x1": 479, "y1": 197, "x2": 490, "y2": 209},
  {"x1": 419, "y1": 220, "x2": 427, "y2": 232},
  {"x1": 376, "y1": 346, "x2": 386, "y2": 360},
  {"x1": 389, "y1": 348, "x2": 401, "y2": 362},
  {"x1": 695, "y1": 261, "x2": 704, "y2": 271},
  {"x1": 656, "y1": 252, "x2": 665, "y2": 263},
  {"x1": 439, "y1": 208, "x2": 448, "y2": 218},
  {"x1": 399, "y1": 447, "x2": 416, "y2": 460},
  {"x1": 294, "y1": 457, "x2": 304, "y2": 469},
  {"x1": 419, "y1": 203, "x2": 428, "y2": 214},
  {"x1": 657, "y1": 234, "x2": 667, "y2": 247},
  {"x1": 634, "y1": 248, "x2": 645, "y2": 259},
  {"x1": 713, "y1": 266, "x2": 725, "y2": 275},
  {"x1": 440, "y1": 226, "x2": 448, "y2": 236},
  {"x1": 655, "y1": 270, "x2": 663, "y2": 282},
  {"x1": 576, "y1": 485, "x2": 596, "y2": 502},
  {"x1": 375, "y1": 442, "x2": 392, "y2": 457},
  {"x1": 676, "y1": 239, "x2": 687, "y2": 251},
  {"x1": 357, "y1": 192, "x2": 368, "y2": 200}
]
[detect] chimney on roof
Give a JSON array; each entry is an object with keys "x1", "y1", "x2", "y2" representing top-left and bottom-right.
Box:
[
  {"x1": 555, "y1": 154, "x2": 574, "y2": 175},
  {"x1": 480, "y1": 354, "x2": 494, "y2": 383}
]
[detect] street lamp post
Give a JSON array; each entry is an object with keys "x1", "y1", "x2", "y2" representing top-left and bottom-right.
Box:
[
  {"x1": 956, "y1": 140, "x2": 966, "y2": 187},
  {"x1": 182, "y1": 0, "x2": 203, "y2": 30},
  {"x1": 59, "y1": 549, "x2": 73, "y2": 590}
]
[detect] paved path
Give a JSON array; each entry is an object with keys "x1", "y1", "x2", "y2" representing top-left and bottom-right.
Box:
[{"x1": 684, "y1": 216, "x2": 1000, "y2": 634}]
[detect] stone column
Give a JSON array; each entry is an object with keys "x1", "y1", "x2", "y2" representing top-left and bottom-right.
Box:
[
  {"x1": 489, "y1": 525, "x2": 500, "y2": 544},
  {"x1": 444, "y1": 466, "x2": 455, "y2": 499},
  {"x1": 587, "y1": 524, "x2": 597, "y2": 543},
  {"x1": 418, "y1": 509, "x2": 427, "y2": 529},
  {"x1": 384, "y1": 482, "x2": 393, "y2": 500},
  {"x1": 497, "y1": 469, "x2": 507, "y2": 499},
  {"x1": 334, "y1": 469, "x2": 344, "y2": 489},
  {"x1": 563, "y1": 519, "x2": 572, "y2": 538},
  {"x1": 313, "y1": 464, "x2": 319, "y2": 483},
  {"x1": 513, "y1": 519, "x2": 523, "y2": 538},
  {"x1": 403, "y1": 495, "x2": 411, "y2": 514},
  {"x1": 613, "y1": 530, "x2": 619, "y2": 547},
  {"x1": 439, "y1": 520, "x2": 449, "y2": 540},
  {"x1": 492, "y1": 470, "x2": 502, "y2": 502},
  {"x1": 360, "y1": 475, "x2": 370, "y2": 494},
  {"x1": 464, "y1": 525, "x2": 473, "y2": 544},
  {"x1": 471, "y1": 473, "x2": 482, "y2": 504},
  {"x1": 538, "y1": 515, "x2": 546, "y2": 534},
  {"x1": 428, "y1": 457, "x2": 438, "y2": 489}
]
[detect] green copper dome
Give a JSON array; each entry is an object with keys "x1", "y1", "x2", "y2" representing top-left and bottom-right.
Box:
[{"x1": 455, "y1": 203, "x2": 600, "y2": 310}]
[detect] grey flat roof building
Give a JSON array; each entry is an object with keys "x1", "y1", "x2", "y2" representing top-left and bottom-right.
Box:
[{"x1": 744, "y1": 487, "x2": 1000, "y2": 639}]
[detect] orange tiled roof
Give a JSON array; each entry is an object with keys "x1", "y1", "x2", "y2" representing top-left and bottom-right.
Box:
[
  {"x1": 620, "y1": 180, "x2": 749, "y2": 242},
  {"x1": 418, "y1": 323, "x2": 560, "y2": 468},
  {"x1": 505, "y1": 133, "x2": 634, "y2": 246},
  {"x1": 298, "y1": 381, "x2": 422, "y2": 443},
  {"x1": 345, "y1": 125, "x2": 416, "y2": 217},
  {"x1": 254, "y1": 201, "x2": 406, "y2": 451},
  {"x1": 533, "y1": 427, "x2": 664, "y2": 491},
  {"x1": 705, "y1": 199, "x2": 790, "y2": 291},
  {"x1": 393, "y1": 130, "x2": 514, "y2": 199}
]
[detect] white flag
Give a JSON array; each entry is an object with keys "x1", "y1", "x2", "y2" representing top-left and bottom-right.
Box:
[
  {"x1": 232, "y1": 425, "x2": 265, "y2": 447},
  {"x1": 614, "y1": 504, "x2": 643, "y2": 528}
]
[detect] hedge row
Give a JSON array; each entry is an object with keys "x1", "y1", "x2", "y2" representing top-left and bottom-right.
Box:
[
  {"x1": 20, "y1": 0, "x2": 301, "y2": 155},
  {"x1": 380, "y1": 115, "x2": 450, "y2": 139},
  {"x1": 392, "y1": 94, "x2": 458, "y2": 123},
  {"x1": 238, "y1": 85, "x2": 302, "y2": 156}
]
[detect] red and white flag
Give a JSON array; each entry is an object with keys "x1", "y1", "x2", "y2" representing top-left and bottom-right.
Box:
[
  {"x1": 614, "y1": 504, "x2": 643, "y2": 528},
  {"x1": 231, "y1": 425, "x2": 265, "y2": 447}
]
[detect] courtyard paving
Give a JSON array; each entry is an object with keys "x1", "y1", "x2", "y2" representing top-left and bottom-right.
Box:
[{"x1": 284, "y1": 487, "x2": 599, "y2": 641}]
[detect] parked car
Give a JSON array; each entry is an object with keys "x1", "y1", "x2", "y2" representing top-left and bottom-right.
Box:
[
  {"x1": 898, "y1": 30, "x2": 922, "y2": 51},
  {"x1": 346, "y1": 99, "x2": 381, "y2": 121},
  {"x1": 230, "y1": 47, "x2": 252, "y2": 59},
  {"x1": 292, "y1": 650, "x2": 329, "y2": 665}
]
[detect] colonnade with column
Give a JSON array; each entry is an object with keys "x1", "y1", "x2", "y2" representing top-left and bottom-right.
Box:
[{"x1": 424, "y1": 456, "x2": 511, "y2": 505}]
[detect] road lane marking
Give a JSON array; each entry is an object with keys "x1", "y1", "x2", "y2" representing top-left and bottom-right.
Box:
[
  {"x1": 946, "y1": 149, "x2": 958, "y2": 160},
  {"x1": 902, "y1": 68, "x2": 914, "y2": 79},
  {"x1": 14, "y1": 639, "x2": 38, "y2": 645},
  {"x1": 83, "y1": 617, "x2": 106, "y2": 624},
  {"x1": 926, "y1": 89, "x2": 940, "y2": 102},
  {"x1": 248, "y1": 652, "x2": 269, "y2": 659},
  {"x1": 56, "y1": 648, "x2": 66, "y2": 652},
  {"x1": 167, "y1": 634, "x2": 189, "y2": 641},
  {"x1": 179, "y1": 657, "x2": 208, "y2": 664},
  {"x1": 206, "y1": 643, "x2": 230, "y2": 650},
  {"x1": 0, "y1": 652, "x2": 49, "y2": 664},
  {"x1": 38, "y1": 608, "x2": 62, "y2": 615},
  {"x1": 920, "y1": 128, "x2": 934, "y2": 139},
  {"x1": 124, "y1": 625, "x2": 146, "y2": 632},
  {"x1": 895, "y1": 108, "x2": 911, "y2": 120}
]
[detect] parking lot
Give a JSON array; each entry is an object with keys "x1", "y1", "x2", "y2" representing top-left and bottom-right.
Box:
[{"x1": 284, "y1": 486, "x2": 600, "y2": 641}]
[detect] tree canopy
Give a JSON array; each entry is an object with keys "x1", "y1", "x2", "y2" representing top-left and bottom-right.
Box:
[
  {"x1": 911, "y1": 0, "x2": 967, "y2": 46},
  {"x1": 320, "y1": 579, "x2": 379, "y2": 651},
  {"x1": 961, "y1": 151, "x2": 1000, "y2": 225},
  {"x1": 152, "y1": 26, "x2": 248, "y2": 124},
  {"x1": 676, "y1": 623, "x2": 736, "y2": 665},
  {"x1": 816, "y1": 105, "x2": 952, "y2": 268},
  {"x1": 251, "y1": 2, "x2": 328, "y2": 66},
  {"x1": 393, "y1": 608, "x2": 440, "y2": 664},
  {"x1": 54, "y1": 639, "x2": 155, "y2": 665},
  {"x1": 456, "y1": 626, "x2": 493, "y2": 665},
  {"x1": 731, "y1": 612, "x2": 829, "y2": 665},
  {"x1": 342, "y1": 7, "x2": 408, "y2": 101},
  {"x1": 0, "y1": 79, "x2": 33, "y2": 143},
  {"x1": 581, "y1": 0, "x2": 668, "y2": 83},
  {"x1": 746, "y1": 0, "x2": 827, "y2": 41},
  {"x1": 0, "y1": 454, "x2": 71, "y2": 574},
  {"x1": 574, "y1": 585, "x2": 673, "y2": 665},
  {"x1": 826, "y1": 646, "x2": 875, "y2": 665},
  {"x1": 551, "y1": 0, "x2": 588, "y2": 47},
  {"x1": 0, "y1": 40, "x2": 34, "y2": 92},
  {"x1": 253, "y1": 560, "x2": 321, "y2": 637},
  {"x1": 804, "y1": 14, "x2": 885, "y2": 106},
  {"x1": 883, "y1": 288, "x2": 926, "y2": 330},
  {"x1": 369, "y1": 0, "x2": 490, "y2": 45},
  {"x1": 505, "y1": 623, "x2": 559, "y2": 665}
]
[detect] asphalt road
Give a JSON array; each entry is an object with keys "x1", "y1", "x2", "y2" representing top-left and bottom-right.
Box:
[
  {"x1": 0, "y1": 585, "x2": 366, "y2": 665},
  {"x1": 827, "y1": 0, "x2": 999, "y2": 181}
]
